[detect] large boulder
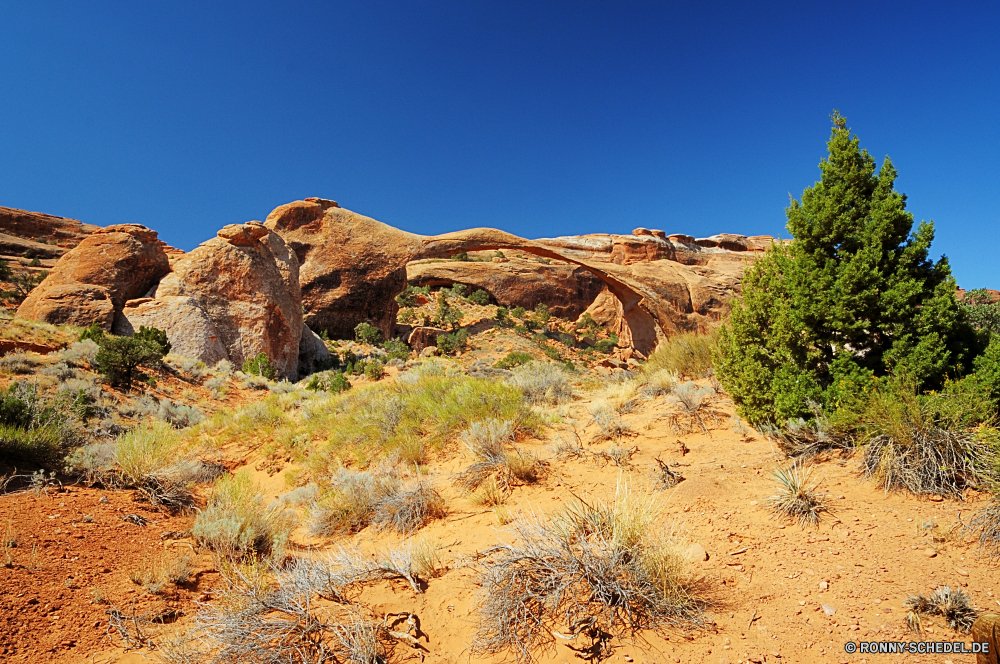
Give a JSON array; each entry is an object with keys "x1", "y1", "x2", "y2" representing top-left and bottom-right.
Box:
[
  {"x1": 265, "y1": 198, "x2": 424, "y2": 341},
  {"x1": 113, "y1": 296, "x2": 229, "y2": 367},
  {"x1": 17, "y1": 224, "x2": 171, "y2": 329},
  {"x1": 406, "y1": 257, "x2": 605, "y2": 320},
  {"x1": 154, "y1": 221, "x2": 303, "y2": 380},
  {"x1": 971, "y1": 614, "x2": 999, "y2": 664},
  {"x1": 298, "y1": 325, "x2": 331, "y2": 377}
]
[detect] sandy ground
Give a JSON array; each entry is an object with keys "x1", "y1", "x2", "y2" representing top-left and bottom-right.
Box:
[{"x1": 1, "y1": 345, "x2": 998, "y2": 663}]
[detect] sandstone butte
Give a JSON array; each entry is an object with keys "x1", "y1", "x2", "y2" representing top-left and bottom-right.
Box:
[{"x1": 11, "y1": 197, "x2": 781, "y2": 378}]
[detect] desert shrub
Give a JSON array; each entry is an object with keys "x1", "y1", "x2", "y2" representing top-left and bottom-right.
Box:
[
  {"x1": 716, "y1": 113, "x2": 979, "y2": 425},
  {"x1": 164, "y1": 354, "x2": 206, "y2": 380},
  {"x1": 766, "y1": 462, "x2": 829, "y2": 527},
  {"x1": 495, "y1": 306, "x2": 510, "y2": 325},
  {"x1": 468, "y1": 289, "x2": 490, "y2": 305},
  {"x1": 156, "y1": 399, "x2": 205, "y2": 429},
  {"x1": 241, "y1": 352, "x2": 276, "y2": 380},
  {"x1": 639, "y1": 368, "x2": 679, "y2": 399},
  {"x1": 78, "y1": 321, "x2": 106, "y2": 344},
  {"x1": 589, "y1": 402, "x2": 631, "y2": 440},
  {"x1": 268, "y1": 380, "x2": 298, "y2": 394},
  {"x1": 506, "y1": 361, "x2": 572, "y2": 405},
  {"x1": 309, "y1": 466, "x2": 445, "y2": 536},
  {"x1": 532, "y1": 303, "x2": 550, "y2": 326},
  {"x1": 395, "y1": 284, "x2": 430, "y2": 308},
  {"x1": 0, "y1": 424, "x2": 61, "y2": 464},
  {"x1": 204, "y1": 375, "x2": 227, "y2": 398},
  {"x1": 192, "y1": 470, "x2": 296, "y2": 559},
  {"x1": 41, "y1": 360, "x2": 78, "y2": 381},
  {"x1": 309, "y1": 375, "x2": 532, "y2": 474},
  {"x1": 433, "y1": 292, "x2": 464, "y2": 330},
  {"x1": 472, "y1": 484, "x2": 702, "y2": 663},
  {"x1": 436, "y1": 328, "x2": 470, "y2": 355},
  {"x1": 0, "y1": 351, "x2": 39, "y2": 374},
  {"x1": 0, "y1": 382, "x2": 71, "y2": 463},
  {"x1": 905, "y1": 586, "x2": 979, "y2": 633},
  {"x1": 397, "y1": 307, "x2": 417, "y2": 324},
  {"x1": 239, "y1": 374, "x2": 270, "y2": 390},
  {"x1": 510, "y1": 306, "x2": 527, "y2": 319},
  {"x1": 644, "y1": 329, "x2": 717, "y2": 379},
  {"x1": 382, "y1": 337, "x2": 410, "y2": 361},
  {"x1": 114, "y1": 420, "x2": 181, "y2": 484},
  {"x1": 354, "y1": 322, "x2": 382, "y2": 345},
  {"x1": 159, "y1": 552, "x2": 425, "y2": 664},
  {"x1": 494, "y1": 351, "x2": 532, "y2": 370},
  {"x1": 959, "y1": 289, "x2": 1000, "y2": 335},
  {"x1": 364, "y1": 361, "x2": 385, "y2": 381},
  {"x1": 593, "y1": 333, "x2": 619, "y2": 353},
  {"x1": 60, "y1": 340, "x2": 99, "y2": 367},
  {"x1": 455, "y1": 418, "x2": 541, "y2": 492},
  {"x1": 94, "y1": 326, "x2": 170, "y2": 388},
  {"x1": 329, "y1": 371, "x2": 352, "y2": 393},
  {"x1": 666, "y1": 381, "x2": 722, "y2": 434},
  {"x1": 210, "y1": 359, "x2": 235, "y2": 377},
  {"x1": 964, "y1": 500, "x2": 1000, "y2": 562}
]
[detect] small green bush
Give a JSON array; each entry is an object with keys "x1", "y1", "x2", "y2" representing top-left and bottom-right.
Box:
[
  {"x1": 95, "y1": 326, "x2": 170, "y2": 388},
  {"x1": 436, "y1": 329, "x2": 470, "y2": 355},
  {"x1": 495, "y1": 352, "x2": 533, "y2": 370},
  {"x1": 644, "y1": 329, "x2": 716, "y2": 378},
  {"x1": 365, "y1": 362, "x2": 386, "y2": 381},
  {"x1": 510, "y1": 306, "x2": 526, "y2": 319},
  {"x1": 242, "y1": 352, "x2": 276, "y2": 380},
  {"x1": 329, "y1": 372, "x2": 352, "y2": 393},
  {"x1": 451, "y1": 252, "x2": 470, "y2": 262},
  {"x1": 382, "y1": 337, "x2": 410, "y2": 361},
  {"x1": 78, "y1": 322, "x2": 106, "y2": 344},
  {"x1": 468, "y1": 289, "x2": 490, "y2": 305},
  {"x1": 434, "y1": 292, "x2": 464, "y2": 330},
  {"x1": 495, "y1": 307, "x2": 509, "y2": 325},
  {"x1": 593, "y1": 333, "x2": 619, "y2": 353},
  {"x1": 354, "y1": 322, "x2": 382, "y2": 345},
  {"x1": 398, "y1": 308, "x2": 417, "y2": 324},
  {"x1": 533, "y1": 303, "x2": 550, "y2": 325}
]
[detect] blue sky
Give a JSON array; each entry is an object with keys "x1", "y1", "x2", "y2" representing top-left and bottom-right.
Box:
[{"x1": 1, "y1": 1, "x2": 997, "y2": 288}]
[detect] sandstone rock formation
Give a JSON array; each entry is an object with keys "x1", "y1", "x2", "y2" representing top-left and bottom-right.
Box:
[
  {"x1": 112, "y1": 296, "x2": 229, "y2": 366},
  {"x1": 265, "y1": 198, "x2": 424, "y2": 341},
  {"x1": 262, "y1": 198, "x2": 776, "y2": 357},
  {"x1": 17, "y1": 224, "x2": 171, "y2": 329},
  {"x1": 298, "y1": 325, "x2": 331, "y2": 377},
  {"x1": 406, "y1": 257, "x2": 605, "y2": 320},
  {"x1": 151, "y1": 221, "x2": 303, "y2": 380},
  {"x1": 0, "y1": 205, "x2": 100, "y2": 249}
]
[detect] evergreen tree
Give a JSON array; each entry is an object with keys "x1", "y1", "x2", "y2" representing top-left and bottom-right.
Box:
[{"x1": 716, "y1": 112, "x2": 977, "y2": 424}]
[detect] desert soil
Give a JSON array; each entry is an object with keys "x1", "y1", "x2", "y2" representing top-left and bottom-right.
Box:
[{"x1": 1, "y1": 355, "x2": 998, "y2": 664}]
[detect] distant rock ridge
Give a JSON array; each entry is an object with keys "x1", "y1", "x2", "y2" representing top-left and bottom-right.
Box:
[{"x1": 12, "y1": 196, "x2": 778, "y2": 369}]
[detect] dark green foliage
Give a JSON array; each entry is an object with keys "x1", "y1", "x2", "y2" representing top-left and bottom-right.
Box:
[
  {"x1": 594, "y1": 333, "x2": 619, "y2": 353},
  {"x1": 241, "y1": 352, "x2": 276, "y2": 381},
  {"x1": 451, "y1": 252, "x2": 470, "y2": 261},
  {"x1": 434, "y1": 292, "x2": 464, "y2": 330},
  {"x1": 450, "y1": 283, "x2": 468, "y2": 297},
  {"x1": 543, "y1": 345, "x2": 561, "y2": 361},
  {"x1": 577, "y1": 312, "x2": 599, "y2": 336},
  {"x1": 95, "y1": 326, "x2": 170, "y2": 388},
  {"x1": 494, "y1": 352, "x2": 533, "y2": 370},
  {"x1": 398, "y1": 308, "x2": 417, "y2": 324},
  {"x1": 960, "y1": 289, "x2": 1000, "y2": 335},
  {"x1": 0, "y1": 383, "x2": 35, "y2": 429},
  {"x1": 492, "y1": 250, "x2": 506, "y2": 260},
  {"x1": 354, "y1": 322, "x2": 382, "y2": 345},
  {"x1": 495, "y1": 306, "x2": 509, "y2": 325},
  {"x1": 971, "y1": 335, "x2": 1000, "y2": 408},
  {"x1": 522, "y1": 318, "x2": 539, "y2": 332},
  {"x1": 79, "y1": 322, "x2": 106, "y2": 344},
  {"x1": 716, "y1": 112, "x2": 977, "y2": 425},
  {"x1": 533, "y1": 303, "x2": 550, "y2": 325},
  {"x1": 0, "y1": 259, "x2": 11, "y2": 281},
  {"x1": 0, "y1": 268, "x2": 47, "y2": 304},
  {"x1": 396, "y1": 285, "x2": 430, "y2": 308},
  {"x1": 436, "y1": 328, "x2": 470, "y2": 355},
  {"x1": 329, "y1": 372, "x2": 352, "y2": 393},
  {"x1": 510, "y1": 306, "x2": 526, "y2": 319},
  {"x1": 364, "y1": 362, "x2": 386, "y2": 381},
  {"x1": 382, "y1": 337, "x2": 410, "y2": 361},
  {"x1": 468, "y1": 289, "x2": 491, "y2": 305},
  {"x1": 0, "y1": 382, "x2": 70, "y2": 464}
]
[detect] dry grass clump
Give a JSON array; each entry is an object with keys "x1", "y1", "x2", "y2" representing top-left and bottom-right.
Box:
[
  {"x1": 159, "y1": 551, "x2": 422, "y2": 664},
  {"x1": 588, "y1": 402, "x2": 632, "y2": 440},
  {"x1": 472, "y1": 482, "x2": 703, "y2": 663},
  {"x1": 128, "y1": 553, "x2": 195, "y2": 594},
  {"x1": 0, "y1": 311, "x2": 77, "y2": 347},
  {"x1": 904, "y1": 586, "x2": 979, "y2": 633},
  {"x1": 652, "y1": 457, "x2": 684, "y2": 490},
  {"x1": 309, "y1": 465, "x2": 446, "y2": 536},
  {"x1": 765, "y1": 462, "x2": 829, "y2": 527},
  {"x1": 643, "y1": 329, "x2": 717, "y2": 379},
  {"x1": 0, "y1": 350, "x2": 40, "y2": 374},
  {"x1": 666, "y1": 380, "x2": 723, "y2": 434},
  {"x1": 455, "y1": 418, "x2": 542, "y2": 494},
  {"x1": 506, "y1": 361, "x2": 573, "y2": 405},
  {"x1": 964, "y1": 500, "x2": 1000, "y2": 562},
  {"x1": 191, "y1": 470, "x2": 297, "y2": 560}
]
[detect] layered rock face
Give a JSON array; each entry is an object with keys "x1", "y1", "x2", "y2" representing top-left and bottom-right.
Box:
[
  {"x1": 17, "y1": 224, "x2": 171, "y2": 329},
  {"x1": 407, "y1": 257, "x2": 605, "y2": 320},
  {"x1": 265, "y1": 198, "x2": 424, "y2": 341}
]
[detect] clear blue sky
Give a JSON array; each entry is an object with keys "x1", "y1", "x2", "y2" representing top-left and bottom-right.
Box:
[{"x1": 1, "y1": 1, "x2": 997, "y2": 288}]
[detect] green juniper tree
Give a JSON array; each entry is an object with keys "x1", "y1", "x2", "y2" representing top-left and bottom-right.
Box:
[{"x1": 716, "y1": 112, "x2": 978, "y2": 424}]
